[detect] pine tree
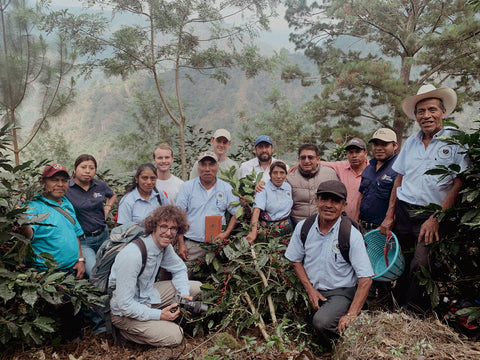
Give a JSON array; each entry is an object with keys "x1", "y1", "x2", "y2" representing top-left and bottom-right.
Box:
[{"x1": 284, "y1": 0, "x2": 480, "y2": 144}]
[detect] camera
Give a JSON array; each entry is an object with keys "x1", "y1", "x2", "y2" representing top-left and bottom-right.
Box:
[{"x1": 170, "y1": 294, "x2": 208, "y2": 315}]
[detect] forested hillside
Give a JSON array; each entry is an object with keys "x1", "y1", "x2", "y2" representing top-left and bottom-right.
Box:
[{"x1": 24, "y1": 51, "x2": 320, "y2": 175}]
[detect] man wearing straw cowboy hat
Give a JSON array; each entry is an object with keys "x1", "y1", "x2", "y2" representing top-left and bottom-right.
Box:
[
  {"x1": 380, "y1": 84, "x2": 469, "y2": 312},
  {"x1": 285, "y1": 180, "x2": 373, "y2": 343}
]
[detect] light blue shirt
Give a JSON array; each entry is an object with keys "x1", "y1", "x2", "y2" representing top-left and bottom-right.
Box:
[
  {"x1": 285, "y1": 216, "x2": 374, "y2": 291},
  {"x1": 394, "y1": 127, "x2": 469, "y2": 206},
  {"x1": 176, "y1": 177, "x2": 239, "y2": 242},
  {"x1": 25, "y1": 195, "x2": 84, "y2": 270},
  {"x1": 254, "y1": 180, "x2": 293, "y2": 220},
  {"x1": 109, "y1": 234, "x2": 190, "y2": 321},
  {"x1": 117, "y1": 187, "x2": 169, "y2": 224}
]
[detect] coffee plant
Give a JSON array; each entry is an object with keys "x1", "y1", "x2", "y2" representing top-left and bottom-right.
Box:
[
  {"x1": 421, "y1": 121, "x2": 480, "y2": 333},
  {"x1": 195, "y1": 166, "x2": 314, "y2": 349},
  {"x1": 0, "y1": 124, "x2": 105, "y2": 350}
]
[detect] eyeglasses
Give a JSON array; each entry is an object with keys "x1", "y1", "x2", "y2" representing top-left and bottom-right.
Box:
[
  {"x1": 158, "y1": 224, "x2": 178, "y2": 235},
  {"x1": 299, "y1": 155, "x2": 316, "y2": 160}
]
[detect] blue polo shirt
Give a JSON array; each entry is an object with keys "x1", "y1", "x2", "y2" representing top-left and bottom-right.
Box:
[
  {"x1": 25, "y1": 195, "x2": 84, "y2": 270},
  {"x1": 117, "y1": 188, "x2": 169, "y2": 225},
  {"x1": 66, "y1": 179, "x2": 114, "y2": 233},
  {"x1": 359, "y1": 154, "x2": 398, "y2": 224},
  {"x1": 285, "y1": 216, "x2": 373, "y2": 291},
  {"x1": 394, "y1": 127, "x2": 469, "y2": 206},
  {"x1": 176, "y1": 177, "x2": 239, "y2": 242},
  {"x1": 254, "y1": 180, "x2": 293, "y2": 221}
]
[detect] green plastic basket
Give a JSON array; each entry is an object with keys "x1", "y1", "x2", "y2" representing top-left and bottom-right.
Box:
[{"x1": 364, "y1": 229, "x2": 405, "y2": 282}]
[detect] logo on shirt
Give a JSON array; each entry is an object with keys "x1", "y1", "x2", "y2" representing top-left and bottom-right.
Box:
[
  {"x1": 333, "y1": 243, "x2": 340, "y2": 253},
  {"x1": 93, "y1": 192, "x2": 103, "y2": 198},
  {"x1": 381, "y1": 174, "x2": 393, "y2": 182},
  {"x1": 286, "y1": 192, "x2": 291, "y2": 198},
  {"x1": 438, "y1": 146, "x2": 452, "y2": 159},
  {"x1": 216, "y1": 193, "x2": 224, "y2": 200}
]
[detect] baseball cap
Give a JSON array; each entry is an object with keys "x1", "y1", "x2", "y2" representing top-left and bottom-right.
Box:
[
  {"x1": 197, "y1": 151, "x2": 218, "y2": 162},
  {"x1": 254, "y1": 135, "x2": 273, "y2": 147},
  {"x1": 316, "y1": 180, "x2": 347, "y2": 200},
  {"x1": 42, "y1": 164, "x2": 70, "y2": 179},
  {"x1": 213, "y1": 129, "x2": 231, "y2": 141},
  {"x1": 345, "y1": 137, "x2": 366, "y2": 151},
  {"x1": 369, "y1": 128, "x2": 397, "y2": 143}
]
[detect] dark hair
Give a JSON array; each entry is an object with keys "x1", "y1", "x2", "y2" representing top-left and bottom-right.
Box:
[
  {"x1": 125, "y1": 163, "x2": 157, "y2": 194},
  {"x1": 414, "y1": 98, "x2": 445, "y2": 115},
  {"x1": 269, "y1": 160, "x2": 287, "y2": 176},
  {"x1": 73, "y1": 154, "x2": 97, "y2": 178},
  {"x1": 143, "y1": 205, "x2": 189, "y2": 236},
  {"x1": 298, "y1": 143, "x2": 319, "y2": 157}
]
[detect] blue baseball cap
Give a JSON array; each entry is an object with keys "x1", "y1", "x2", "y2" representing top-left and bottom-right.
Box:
[{"x1": 254, "y1": 135, "x2": 273, "y2": 147}]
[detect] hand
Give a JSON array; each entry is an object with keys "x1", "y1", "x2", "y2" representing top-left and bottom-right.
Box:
[
  {"x1": 338, "y1": 313, "x2": 356, "y2": 332},
  {"x1": 418, "y1": 216, "x2": 440, "y2": 245},
  {"x1": 177, "y1": 242, "x2": 188, "y2": 261},
  {"x1": 254, "y1": 181, "x2": 265, "y2": 193},
  {"x1": 160, "y1": 303, "x2": 180, "y2": 321},
  {"x1": 245, "y1": 230, "x2": 257, "y2": 244},
  {"x1": 73, "y1": 261, "x2": 85, "y2": 279},
  {"x1": 287, "y1": 165, "x2": 298, "y2": 174},
  {"x1": 307, "y1": 288, "x2": 326, "y2": 311},
  {"x1": 379, "y1": 215, "x2": 394, "y2": 235},
  {"x1": 214, "y1": 232, "x2": 229, "y2": 243}
]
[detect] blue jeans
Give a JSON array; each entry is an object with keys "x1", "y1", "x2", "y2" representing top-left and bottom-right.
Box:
[{"x1": 81, "y1": 226, "x2": 109, "y2": 276}]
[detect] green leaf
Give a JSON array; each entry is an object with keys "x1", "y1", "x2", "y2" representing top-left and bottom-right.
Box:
[
  {"x1": 22, "y1": 286, "x2": 39, "y2": 306},
  {"x1": 0, "y1": 282, "x2": 16, "y2": 302},
  {"x1": 33, "y1": 317, "x2": 55, "y2": 333},
  {"x1": 200, "y1": 283, "x2": 216, "y2": 291},
  {"x1": 255, "y1": 255, "x2": 269, "y2": 271},
  {"x1": 223, "y1": 245, "x2": 236, "y2": 260},
  {"x1": 43, "y1": 272, "x2": 66, "y2": 283},
  {"x1": 235, "y1": 207, "x2": 244, "y2": 219}
]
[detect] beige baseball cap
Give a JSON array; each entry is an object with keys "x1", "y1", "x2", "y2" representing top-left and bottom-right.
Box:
[
  {"x1": 369, "y1": 128, "x2": 397, "y2": 143},
  {"x1": 213, "y1": 129, "x2": 231, "y2": 141}
]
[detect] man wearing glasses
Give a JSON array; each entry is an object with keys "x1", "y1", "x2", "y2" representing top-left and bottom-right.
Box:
[
  {"x1": 109, "y1": 205, "x2": 202, "y2": 347},
  {"x1": 286, "y1": 144, "x2": 338, "y2": 226}
]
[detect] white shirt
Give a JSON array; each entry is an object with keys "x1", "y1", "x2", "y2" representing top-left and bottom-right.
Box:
[
  {"x1": 156, "y1": 175, "x2": 183, "y2": 205},
  {"x1": 238, "y1": 157, "x2": 288, "y2": 183}
]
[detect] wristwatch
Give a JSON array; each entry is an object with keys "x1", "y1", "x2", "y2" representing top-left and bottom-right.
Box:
[{"x1": 78, "y1": 257, "x2": 85, "y2": 262}]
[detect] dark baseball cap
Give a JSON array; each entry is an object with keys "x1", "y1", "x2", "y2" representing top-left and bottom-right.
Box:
[
  {"x1": 41, "y1": 164, "x2": 70, "y2": 179},
  {"x1": 345, "y1": 137, "x2": 366, "y2": 151},
  {"x1": 316, "y1": 180, "x2": 347, "y2": 200},
  {"x1": 254, "y1": 135, "x2": 273, "y2": 147}
]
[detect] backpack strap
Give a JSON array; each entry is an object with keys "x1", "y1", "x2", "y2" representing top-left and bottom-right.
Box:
[
  {"x1": 37, "y1": 198, "x2": 76, "y2": 226},
  {"x1": 132, "y1": 237, "x2": 148, "y2": 276},
  {"x1": 300, "y1": 214, "x2": 317, "y2": 245},
  {"x1": 337, "y1": 212, "x2": 359, "y2": 265},
  {"x1": 300, "y1": 212, "x2": 359, "y2": 265},
  {"x1": 153, "y1": 187, "x2": 162, "y2": 206}
]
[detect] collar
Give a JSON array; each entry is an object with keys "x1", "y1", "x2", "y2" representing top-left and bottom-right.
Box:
[
  {"x1": 132, "y1": 187, "x2": 157, "y2": 201},
  {"x1": 315, "y1": 215, "x2": 342, "y2": 235},
  {"x1": 298, "y1": 164, "x2": 320, "y2": 178}
]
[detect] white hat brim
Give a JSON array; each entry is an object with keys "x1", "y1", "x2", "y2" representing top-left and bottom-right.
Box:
[{"x1": 401, "y1": 87, "x2": 457, "y2": 120}]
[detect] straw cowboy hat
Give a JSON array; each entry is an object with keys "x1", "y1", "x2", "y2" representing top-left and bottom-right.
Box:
[{"x1": 401, "y1": 84, "x2": 457, "y2": 120}]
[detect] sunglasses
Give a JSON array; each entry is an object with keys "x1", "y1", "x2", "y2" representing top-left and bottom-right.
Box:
[{"x1": 299, "y1": 155, "x2": 316, "y2": 160}]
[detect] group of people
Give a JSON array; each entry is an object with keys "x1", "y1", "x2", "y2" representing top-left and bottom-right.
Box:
[{"x1": 19, "y1": 84, "x2": 468, "y2": 346}]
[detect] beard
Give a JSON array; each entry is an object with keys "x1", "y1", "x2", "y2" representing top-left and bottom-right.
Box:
[{"x1": 258, "y1": 152, "x2": 272, "y2": 162}]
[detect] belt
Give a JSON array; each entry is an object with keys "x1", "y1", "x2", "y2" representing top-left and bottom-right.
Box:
[
  {"x1": 359, "y1": 220, "x2": 380, "y2": 231},
  {"x1": 83, "y1": 228, "x2": 104, "y2": 237},
  {"x1": 398, "y1": 200, "x2": 425, "y2": 210}
]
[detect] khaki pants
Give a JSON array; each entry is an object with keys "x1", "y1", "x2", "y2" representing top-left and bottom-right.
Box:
[{"x1": 111, "y1": 280, "x2": 202, "y2": 347}]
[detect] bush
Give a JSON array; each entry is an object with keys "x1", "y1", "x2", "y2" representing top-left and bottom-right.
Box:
[
  {"x1": 422, "y1": 121, "x2": 480, "y2": 330},
  {"x1": 0, "y1": 124, "x2": 105, "y2": 350},
  {"x1": 194, "y1": 167, "x2": 314, "y2": 351}
]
